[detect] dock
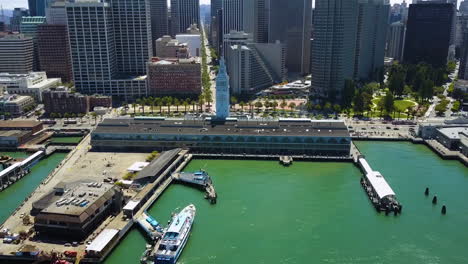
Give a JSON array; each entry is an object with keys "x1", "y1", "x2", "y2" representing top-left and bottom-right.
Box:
[
  {"x1": 352, "y1": 142, "x2": 402, "y2": 215},
  {"x1": 173, "y1": 169, "x2": 217, "y2": 204},
  {"x1": 0, "y1": 150, "x2": 44, "y2": 192},
  {"x1": 135, "y1": 212, "x2": 163, "y2": 241}
]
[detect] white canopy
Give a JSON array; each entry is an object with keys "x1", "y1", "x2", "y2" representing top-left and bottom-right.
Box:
[{"x1": 86, "y1": 229, "x2": 119, "y2": 253}]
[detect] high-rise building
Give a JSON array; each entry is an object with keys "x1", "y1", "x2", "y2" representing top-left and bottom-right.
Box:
[
  {"x1": 28, "y1": 0, "x2": 49, "y2": 17},
  {"x1": 211, "y1": 8, "x2": 223, "y2": 55},
  {"x1": 149, "y1": 0, "x2": 168, "y2": 54},
  {"x1": 215, "y1": 58, "x2": 230, "y2": 120},
  {"x1": 111, "y1": 0, "x2": 152, "y2": 75},
  {"x1": 461, "y1": 0, "x2": 468, "y2": 15},
  {"x1": 170, "y1": 0, "x2": 200, "y2": 36},
  {"x1": 210, "y1": 0, "x2": 222, "y2": 44},
  {"x1": 225, "y1": 31, "x2": 286, "y2": 94},
  {"x1": 311, "y1": 0, "x2": 358, "y2": 99},
  {"x1": 20, "y1": 16, "x2": 47, "y2": 71},
  {"x1": 386, "y1": 21, "x2": 406, "y2": 61},
  {"x1": 354, "y1": 0, "x2": 389, "y2": 81},
  {"x1": 0, "y1": 34, "x2": 34, "y2": 74},
  {"x1": 10, "y1": 8, "x2": 29, "y2": 32},
  {"x1": 268, "y1": 0, "x2": 311, "y2": 75},
  {"x1": 458, "y1": 17, "x2": 468, "y2": 79},
  {"x1": 66, "y1": 0, "x2": 150, "y2": 98},
  {"x1": 222, "y1": 0, "x2": 267, "y2": 44},
  {"x1": 45, "y1": 0, "x2": 67, "y2": 25},
  {"x1": 37, "y1": 24, "x2": 73, "y2": 82},
  {"x1": 403, "y1": 3, "x2": 454, "y2": 67}
]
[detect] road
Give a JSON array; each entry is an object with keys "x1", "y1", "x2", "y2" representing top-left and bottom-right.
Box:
[
  {"x1": 201, "y1": 23, "x2": 216, "y2": 114},
  {"x1": 425, "y1": 62, "x2": 459, "y2": 120}
]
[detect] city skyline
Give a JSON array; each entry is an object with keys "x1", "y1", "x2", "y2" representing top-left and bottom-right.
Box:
[{"x1": 0, "y1": 0, "x2": 419, "y2": 11}]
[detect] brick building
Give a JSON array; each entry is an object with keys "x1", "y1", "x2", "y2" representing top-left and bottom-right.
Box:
[
  {"x1": 147, "y1": 57, "x2": 201, "y2": 96},
  {"x1": 43, "y1": 87, "x2": 112, "y2": 115},
  {"x1": 37, "y1": 24, "x2": 73, "y2": 83},
  {"x1": 0, "y1": 120, "x2": 44, "y2": 134}
]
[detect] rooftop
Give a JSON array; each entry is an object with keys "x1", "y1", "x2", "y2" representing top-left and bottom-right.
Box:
[
  {"x1": 0, "y1": 120, "x2": 42, "y2": 128},
  {"x1": 37, "y1": 181, "x2": 118, "y2": 219},
  {"x1": 93, "y1": 118, "x2": 350, "y2": 138},
  {"x1": 0, "y1": 130, "x2": 30, "y2": 137},
  {"x1": 438, "y1": 127, "x2": 468, "y2": 140}
]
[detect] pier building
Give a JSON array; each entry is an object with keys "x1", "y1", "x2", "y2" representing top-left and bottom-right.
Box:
[
  {"x1": 91, "y1": 117, "x2": 351, "y2": 156},
  {"x1": 32, "y1": 181, "x2": 123, "y2": 239}
]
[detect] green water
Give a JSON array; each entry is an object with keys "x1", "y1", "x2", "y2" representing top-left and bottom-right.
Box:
[
  {"x1": 104, "y1": 142, "x2": 468, "y2": 264},
  {"x1": 49, "y1": 137, "x2": 83, "y2": 144},
  {"x1": 0, "y1": 152, "x2": 67, "y2": 223}
]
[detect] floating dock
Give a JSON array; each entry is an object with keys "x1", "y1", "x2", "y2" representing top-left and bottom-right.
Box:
[
  {"x1": 135, "y1": 212, "x2": 163, "y2": 241},
  {"x1": 173, "y1": 171, "x2": 217, "y2": 204},
  {"x1": 352, "y1": 143, "x2": 402, "y2": 215},
  {"x1": 0, "y1": 151, "x2": 44, "y2": 191}
]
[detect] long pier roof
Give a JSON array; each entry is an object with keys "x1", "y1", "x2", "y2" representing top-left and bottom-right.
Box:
[{"x1": 93, "y1": 118, "x2": 350, "y2": 138}]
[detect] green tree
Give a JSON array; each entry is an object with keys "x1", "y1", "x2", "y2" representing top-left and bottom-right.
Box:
[
  {"x1": 388, "y1": 63, "x2": 406, "y2": 96},
  {"x1": 280, "y1": 101, "x2": 287, "y2": 112},
  {"x1": 342, "y1": 80, "x2": 355, "y2": 109},
  {"x1": 383, "y1": 92, "x2": 395, "y2": 116},
  {"x1": 230, "y1": 96, "x2": 238, "y2": 109},
  {"x1": 288, "y1": 102, "x2": 296, "y2": 112},
  {"x1": 183, "y1": 99, "x2": 190, "y2": 113}
]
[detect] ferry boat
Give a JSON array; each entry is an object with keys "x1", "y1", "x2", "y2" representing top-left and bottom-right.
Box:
[{"x1": 154, "y1": 204, "x2": 196, "y2": 264}]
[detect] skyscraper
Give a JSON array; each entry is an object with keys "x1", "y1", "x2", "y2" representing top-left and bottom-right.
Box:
[
  {"x1": 37, "y1": 24, "x2": 73, "y2": 82},
  {"x1": 66, "y1": 0, "x2": 148, "y2": 98},
  {"x1": 20, "y1": 16, "x2": 47, "y2": 71},
  {"x1": 354, "y1": 0, "x2": 389, "y2": 80},
  {"x1": 268, "y1": 0, "x2": 311, "y2": 75},
  {"x1": 210, "y1": 0, "x2": 222, "y2": 46},
  {"x1": 10, "y1": 8, "x2": 29, "y2": 32},
  {"x1": 28, "y1": 0, "x2": 49, "y2": 17},
  {"x1": 0, "y1": 35, "x2": 34, "y2": 74},
  {"x1": 111, "y1": 0, "x2": 152, "y2": 75},
  {"x1": 149, "y1": 0, "x2": 168, "y2": 54},
  {"x1": 170, "y1": 0, "x2": 200, "y2": 36},
  {"x1": 311, "y1": 0, "x2": 358, "y2": 99},
  {"x1": 215, "y1": 58, "x2": 230, "y2": 120},
  {"x1": 403, "y1": 3, "x2": 454, "y2": 67},
  {"x1": 386, "y1": 21, "x2": 406, "y2": 61}
]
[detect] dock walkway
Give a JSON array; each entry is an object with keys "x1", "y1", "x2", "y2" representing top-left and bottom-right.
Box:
[
  {"x1": 172, "y1": 168, "x2": 217, "y2": 204},
  {"x1": 0, "y1": 150, "x2": 44, "y2": 192}
]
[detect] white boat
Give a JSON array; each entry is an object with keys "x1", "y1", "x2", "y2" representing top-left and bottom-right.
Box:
[{"x1": 153, "y1": 204, "x2": 196, "y2": 264}]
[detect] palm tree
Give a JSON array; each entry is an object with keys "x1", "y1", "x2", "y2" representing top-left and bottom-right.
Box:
[
  {"x1": 148, "y1": 97, "x2": 155, "y2": 114},
  {"x1": 155, "y1": 98, "x2": 162, "y2": 114},
  {"x1": 288, "y1": 102, "x2": 296, "y2": 112},
  {"x1": 198, "y1": 95, "x2": 205, "y2": 113},
  {"x1": 272, "y1": 101, "x2": 278, "y2": 112},
  {"x1": 254, "y1": 101, "x2": 263, "y2": 113},
  {"x1": 183, "y1": 99, "x2": 190, "y2": 113},
  {"x1": 280, "y1": 101, "x2": 287, "y2": 112},
  {"x1": 90, "y1": 112, "x2": 98, "y2": 124},
  {"x1": 174, "y1": 98, "x2": 181, "y2": 112},
  {"x1": 239, "y1": 101, "x2": 246, "y2": 112},
  {"x1": 64, "y1": 112, "x2": 70, "y2": 120},
  {"x1": 132, "y1": 103, "x2": 137, "y2": 114},
  {"x1": 230, "y1": 96, "x2": 238, "y2": 110},
  {"x1": 248, "y1": 102, "x2": 254, "y2": 116}
]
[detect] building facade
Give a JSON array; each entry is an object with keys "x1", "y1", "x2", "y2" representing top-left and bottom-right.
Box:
[
  {"x1": 28, "y1": 0, "x2": 49, "y2": 16},
  {"x1": 43, "y1": 87, "x2": 89, "y2": 115},
  {"x1": 111, "y1": 0, "x2": 152, "y2": 76},
  {"x1": 226, "y1": 37, "x2": 286, "y2": 94},
  {"x1": 20, "y1": 16, "x2": 47, "y2": 71},
  {"x1": 66, "y1": 0, "x2": 150, "y2": 99},
  {"x1": 354, "y1": 0, "x2": 389, "y2": 81},
  {"x1": 33, "y1": 181, "x2": 123, "y2": 239},
  {"x1": 311, "y1": 0, "x2": 358, "y2": 99},
  {"x1": 37, "y1": 24, "x2": 73, "y2": 83},
  {"x1": 386, "y1": 21, "x2": 406, "y2": 61},
  {"x1": 268, "y1": 0, "x2": 311, "y2": 75},
  {"x1": 147, "y1": 57, "x2": 201, "y2": 96},
  {"x1": 176, "y1": 25, "x2": 201, "y2": 57},
  {"x1": 170, "y1": 0, "x2": 200, "y2": 36},
  {"x1": 149, "y1": 0, "x2": 169, "y2": 54},
  {"x1": 0, "y1": 72, "x2": 61, "y2": 102},
  {"x1": 91, "y1": 118, "x2": 351, "y2": 156},
  {"x1": 0, "y1": 34, "x2": 34, "y2": 74},
  {"x1": 403, "y1": 3, "x2": 454, "y2": 67},
  {"x1": 10, "y1": 8, "x2": 29, "y2": 32},
  {"x1": 0, "y1": 94, "x2": 35, "y2": 117},
  {"x1": 45, "y1": 1, "x2": 67, "y2": 25},
  {"x1": 155, "y1": 36, "x2": 189, "y2": 58}
]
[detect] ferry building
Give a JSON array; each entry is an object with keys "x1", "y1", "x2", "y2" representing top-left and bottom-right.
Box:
[{"x1": 91, "y1": 117, "x2": 351, "y2": 156}]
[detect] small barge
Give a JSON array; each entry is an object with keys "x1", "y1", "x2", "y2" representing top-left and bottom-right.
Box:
[{"x1": 173, "y1": 171, "x2": 217, "y2": 204}]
